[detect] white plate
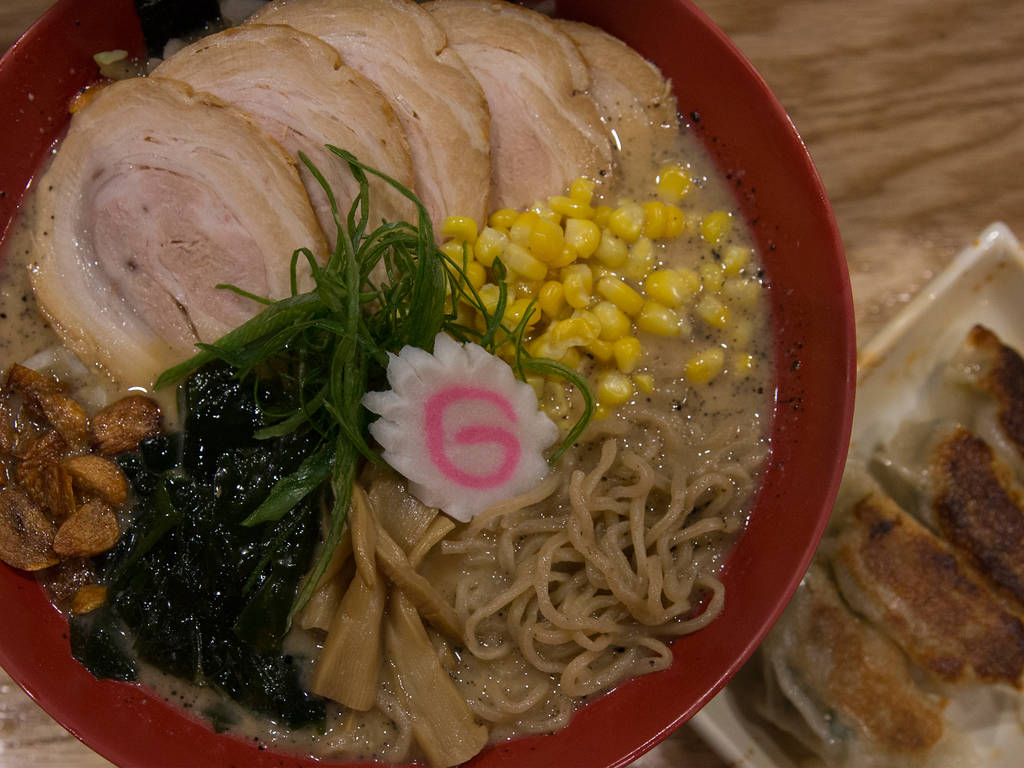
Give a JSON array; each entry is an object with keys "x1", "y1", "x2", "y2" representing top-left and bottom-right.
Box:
[{"x1": 690, "y1": 222, "x2": 1024, "y2": 767}]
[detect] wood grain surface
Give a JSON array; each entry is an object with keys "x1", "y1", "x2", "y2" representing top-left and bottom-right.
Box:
[{"x1": 1, "y1": 1, "x2": 1022, "y2": 766}]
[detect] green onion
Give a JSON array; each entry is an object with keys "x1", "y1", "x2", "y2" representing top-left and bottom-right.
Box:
[{"x1": 157, "y1": 148, "x2": 594, "y2": 620}]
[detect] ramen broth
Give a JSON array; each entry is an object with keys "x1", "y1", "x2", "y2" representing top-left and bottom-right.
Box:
[{"x1": 1, "y1": 110, "x2": 773, "y2": 761}]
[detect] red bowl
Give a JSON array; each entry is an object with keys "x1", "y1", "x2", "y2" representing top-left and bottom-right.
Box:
[{"x1": 0, "y1": 1, "x2": 855, "y2": 766}]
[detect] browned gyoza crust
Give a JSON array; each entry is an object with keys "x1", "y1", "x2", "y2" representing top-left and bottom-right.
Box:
[
  {"x1": 779, "y1": 564, "x2": 945, "y2": 754},
  {"x1": 965, "y1": 324, "x2": 1024, "y2": 461},
  {"x1": 931, "y1": 426, "x2": 1024, "y2": 610},
  {"x1": 832, "y1": 490, "x2": 1024, "y2": 687}
]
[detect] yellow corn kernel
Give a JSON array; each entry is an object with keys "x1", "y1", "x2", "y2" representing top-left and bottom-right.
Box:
[
  {"x1": 608, "y1": 203, "x2": 645, "y2": 243},
  {"x1": 613, "y1": 337, "x2": 643, "y2": 373},
  {"x1": 528, "y1": 332, "x2": 555, "y2": 359},
  {"x1": 701, "y1": 210, "x2": 733, "y2": 244},
  {"x1": 642, "y1": 201, "x2": 667, "y2": 239},
  {"x1": 465, "y1": 261, "x2": 486, "y2": 291},
  {"x1": 587, "y1": 338, "x2": 615, "y2": 363},
  {"x1": 697, "y1": 295, "x2": 729, "y2": 329},
  {"x1": 593, "y1": 403, "x2": 610, "y2": 420},
  {"x1": 597, "y1": 276, "x2": 644, "y2": 317},
  {"x1": 644, "y1": 268, "x2": 700, "y2": 308},
  {"x1": 546, "y1": 244, "x2": 579, "y2": 269},
  {"x1": 538, "y1": 281, "x2": 565, "y2": 317},
  {"x1": 548, "y1": 195, "x2": 594, "y2": 220},
  {"x1": 657, "y1": 164, "x2": 691, "y2": 203},
  {"x1": 472, "y1": 311, "x2": 489, "y2": 334},
  {"x1": 722, "y1": 244, "x2": 751, "y2": 275},
  {"x1": 573, "y1": 309, "x2": 603, "y2": 340},
  {"x1": 526, "y1": 374, "x2": 545, "y2": 398},
  {"x1": 622, "y1": 236, "x2": 655, "y2": 283},
  {"x1": 441, "y1": 239, "x2": 473, "y2": 265},
  {"x1": 455, "y1": 301, "x2": 476, "y2": 327},
  {"x1": 569, "y1": 177, "x2": 596, "y2": 205},
  {"x1": 564, "y1": 218, "x2": 601, "y2": 259},
  {"x1": 504, "y1": 298, "x2": 540, "y2": 330},
  {"x1": 510, "y1": 210, "x2": 540, "y2": 247},
  {"x1": 560, "y1": 347, "x2": 581, "y2": 368},
  {"x1": 513, "y1": 279, "x2": 541, "y2": 298},
  {"x1": 700, "y1": 262, "x2": 725, "y2": 293},
  {"x1": 562, "y1": 264, "x2": 593, "y2": 309},
  {"x1": 502, "y1": 243, "x2": 548, "y2": 281},
  {"x1": 734, "y1": 352, "x2": 755, "y2": 377},
  {"x1": 474, "y1": 226, "x2": 508, "y2": 267},
  {"x1": 551, "y1": 317, "x2": 598, "y2": 346},
  {"x1": 529, "y1": 216, "x2": 565, "y2": 263},
  {"x1": 597, "y1": 371, "x2": 634, "y2": 407},
  {"x1": 496, "y1": 341, "x2": 518, "y2": 363},
  {"x1": 477, "y1": 283, "x2": 503, "y2": 314},
  {"x1": 685, "y1": 347, "x2": 726, "y2": 385},
  {"x1": 634, "y1": 373, "x2": 655, "y2": 393},
  {"x1": 529, "y1": 201, "x2": 561, "y2": 225},
  {"x1": 488, "y1": 208, "x2": 518, "y2": 229},
  {"x1": 532, "y1": 333, "x2": 580, "y2": 366},
  {"x1": 592, "y1": 300, "x2": 631, "y2": 341},
  {"x1": 663, "y1": 203, "x2": 686, "y2": 238},
  {"x1": 593, "y1": 204, "x2": 613, "y2": 228},
  {"x1": 594, "y1": 230, "x2": 628, "y2": 267},
  {"x1": 636, "y1": 301, "x2": 680, "y2": 337},
  {"x1": 722, "y1": 276, "x2": 761, "y2": 308},
  {"x1": 441, "y1": 216, "x2": 478, "y2": 243}
]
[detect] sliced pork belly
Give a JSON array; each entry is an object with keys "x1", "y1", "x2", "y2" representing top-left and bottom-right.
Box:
[
  {"x1": 154, "y1": 24, "x2": 415, "y2": 241},
  {"x1": 948, "y1": 324, "x2": 1024, "y2": 478},
  {"x1": 424, "y1": 0, "x2": 614, "y2": 210},
  {"x1": 30, "y1": 77, "x2": 326, "y2": 388},
  {"x1": 830, "y1": 490, "x2": 1024, "y2": 688},
  {"x1": 556, "y1": 20, "x2": 678, "y2": 186},
  {"x1": 250, "y1": 0, "x2": 490, "y2": 227}
]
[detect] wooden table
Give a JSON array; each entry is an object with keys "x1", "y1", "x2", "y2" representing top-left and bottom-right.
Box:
[{"x1": 1, "y1": 1, "x2": 1022, "y2": 766}]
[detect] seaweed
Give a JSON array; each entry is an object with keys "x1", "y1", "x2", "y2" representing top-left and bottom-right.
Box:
[{"x1": 71, "y1": 363, "x2": 326, "y2": 729}]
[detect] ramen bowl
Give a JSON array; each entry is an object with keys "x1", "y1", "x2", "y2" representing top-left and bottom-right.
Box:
[{"x1": 0, "y1": 0, "x2": 854, "y2": 766}]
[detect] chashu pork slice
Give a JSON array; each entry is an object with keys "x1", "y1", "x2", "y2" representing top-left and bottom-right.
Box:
[
  {"x1": 250, "y1": 0, "x2": 490, "y2": 227},
  {"x1": 154, "y1": 24, "x2": 415, "y2": 243},
  {"x1": 425, "y1": 0, "x2": 614, "y2": 210},
  {"x1": 30, "y1": 77, "x2": 326, "y2": 389},
  {"x1": 556, "y1": 20, "x2": 679, "y2": 187}
]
